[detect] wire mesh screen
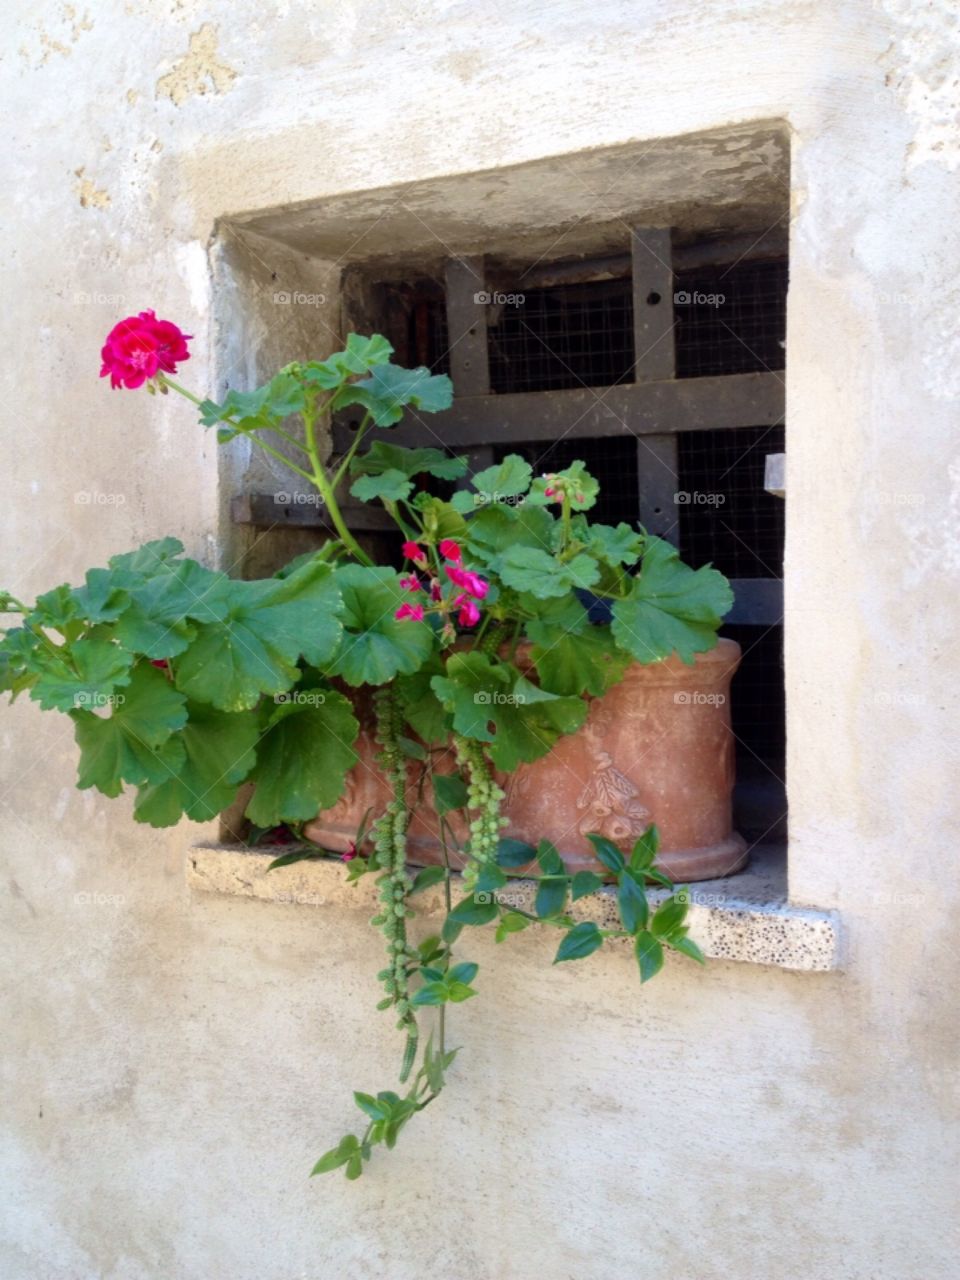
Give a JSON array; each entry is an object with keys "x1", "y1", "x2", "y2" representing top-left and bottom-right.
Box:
[
  {"x1": 677, "y1": 424, "x2": 785, "y2": 578},
  {"x1": 488, "y1": 281, "x2": 634, "y2": 393},
  {"x1": 674, "y1": 259, "x2": 787, "y2": 378}
]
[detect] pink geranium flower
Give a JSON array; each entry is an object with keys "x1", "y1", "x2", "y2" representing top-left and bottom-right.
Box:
[
  {"x1": 439, "y1": 539, "x2": 461, "y2": 561},
  {"x1": 398, "y1": 574, "x2": 422, "y2": 592},
  {"x1": 100, "y1": 310, "x2": 191, "y2": 390},
  {"x1": 454, "y1": 594, "x2": 481, "y2": 627},
  {"x1": 444, "y1": 564, "x2": 489, "y2": 600},
  {"x1": 401, "y1": 541, "x2": 427, "y2": 566},
  {"x1": 395, "y1": 603, "x2": 425, "y2": 622}
]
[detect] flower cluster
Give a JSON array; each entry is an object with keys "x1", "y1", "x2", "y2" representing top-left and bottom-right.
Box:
[
  {"x1": 395, "y1": 539, "x2": 488, "y2": 631},
  {"x1": 542, "y1": 472, "x2": 586, "y2": 505},
  {"x1": 100, "y1": 310, "x2": 192, "y2": 390}
]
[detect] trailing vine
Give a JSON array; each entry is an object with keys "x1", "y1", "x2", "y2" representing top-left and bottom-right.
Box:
[{"x1": 369, "y1": 687, "x2": 418, "y2": 1073}]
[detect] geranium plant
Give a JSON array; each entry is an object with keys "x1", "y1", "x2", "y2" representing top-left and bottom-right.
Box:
[{"x1": 0, "y1": 312, "x2": 734, "y2": 1179}]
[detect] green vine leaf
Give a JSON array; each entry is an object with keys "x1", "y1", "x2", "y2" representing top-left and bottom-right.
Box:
[
  {"x1": 611, "y1": 536, "x2": 733, "y2": 664},
  {"x1": 244, "y1": 689, "x2": 359, "y2": 828},
  {"x1": 634, "y1": 930, "x2": 665, "y2": 983},
  {"x1": 554, "y1": 921, "x2": 604, "y2": 963},
  {"x1": 330, "y1": 566, "x2": 434, "y2": 687},
  {"x1": 571, "y1": 870, "x2": 604, "y2": 901},
  {"x1": 617, "y1": 869, "x2": 649, "y2": 934},
  {"x1": 71, "y1": 663, "x2": 188, "y2": 797}
]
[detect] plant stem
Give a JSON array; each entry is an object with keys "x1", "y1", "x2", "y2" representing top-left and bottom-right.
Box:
[{"x1": 302, "y1": 400, "x2": 373, "y2": 565}]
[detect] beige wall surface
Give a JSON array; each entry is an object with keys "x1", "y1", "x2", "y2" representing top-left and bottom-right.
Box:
[{"x1": 2, "y1": 1, "x2": 958, "y2": 1277}]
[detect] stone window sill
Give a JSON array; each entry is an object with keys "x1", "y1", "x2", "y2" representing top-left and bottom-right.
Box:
[{"x1": 187, "y1": 841, "x2": 841, "y2": 972}]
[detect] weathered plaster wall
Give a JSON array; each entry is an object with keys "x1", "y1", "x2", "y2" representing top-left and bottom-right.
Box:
[{"x1": 2, "y1": 2, "x2": 958, "y2": 1278}]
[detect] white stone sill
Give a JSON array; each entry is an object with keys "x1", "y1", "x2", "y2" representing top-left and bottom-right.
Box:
[{"x1": 187, "y1": 842, "x2": 842, "y2": 973}]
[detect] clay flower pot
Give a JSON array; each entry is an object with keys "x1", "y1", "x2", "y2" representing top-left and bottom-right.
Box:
[{"x1": 304, "y1": 638, "x2": 747, "y2": 882}]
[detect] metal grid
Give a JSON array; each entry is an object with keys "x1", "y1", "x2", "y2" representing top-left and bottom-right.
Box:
[
  {"x1": 677, "y1": 424, "x2": 785, "y2": 578},
  {"x1": 488, "y1": 280, "x2": 634, "y2": 393},
  {"x1": 674, "y1": 259, "x2": 787, "y2": 378}
]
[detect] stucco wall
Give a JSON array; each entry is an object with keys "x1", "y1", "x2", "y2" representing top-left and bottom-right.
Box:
[{"x1": 2, "y1": 2, "x2": 958, "y2": 1277}]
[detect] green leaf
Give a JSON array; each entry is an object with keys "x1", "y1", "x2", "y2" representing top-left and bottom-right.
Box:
[
  {"x1": 446, "y1": 981, "x2": 476, "y2": 1003},
  {"x1": 410, "y1": 865, "x2": 447, "y2": 894},
  {"x1": 528, "y1": 622, "x2": 630, "y2": 697},
  {"x1": 668, "y1": 932, "x2": 706, "y2": 964},
  {"x1": 634, "y1": 931, "x2": 665, "y2": 983},
  {"x1": 528, "y1": 460, "x2": 600, "y2": 511},
  {"x1": 330, "y1": 566, "x2": 434, "y2": 687},
  {"x1": 433, "y1": 772, "x2": 469, "y2": 814},
  {"x1": 303, "y1": 334, "x2": 394, "y2": 387},
  {"x1": 395, "y1": 660, "x2": 450, "y2": 745},
  {"x1": 630, "y1": 825, "x2": 660, "y2": 873},
  {"x1": 571, "y1": 870, "x2": 604, "y2": 901},
  {"x1": 30, "y1": 629, "x2": 134, "y2": 713},
  {"x1": 475, "y1": 862, "x2": 507, "y2": 894},
  {"x1": 396, "y1": 735, "x2": 427, "y2": 761},
  {"x1": 495, "y1": 911, "x2": 530, "y2": 942},
  {"x1": 497, "y1": 546, "x2": 599, "y2": 599},
  {"x1": 465, "y1": 504, "x2": 557, "y2": 566},
  {"x1": 448, "y1": 961, "x2": 478, "y2": 984},
  {"x1": 27, "y1": 584, "x2": 83, "y2": 632},
  {"x1": 574, "y1": 519, "x2": 644, "y2": 568},
  {"x1": 176, "y1": 559, "x2": 343, "y2": 711},
  {"x1": 349, "y1": 469, "x2": 414, "y2": 504},
  {"x1": 470, "y1": 454, "x2": 532, "y2": 500},
  {"x1": 554, "y1": 921, "x2": 604, "y2": 963},
  {"x1": 354, "y1": 1092, "x2": 388, "y2": 1122},
  {"x1": 351, "y1": 441, "x2": 467, "y2": 482},
  {"x1": 310, "y1": 1134, "x2": 359, "y2": 1176},
  {"x1": 430, "y1": 653, "x2": 587, "y2": 771},
  {"x1": 445, "y1": 895, "x2": 499, "y2": 928},
  {"x1": 199, "y1": 371, "x2": 308, "y2": 431},
  {"x1": 651, "y1": 891, "x2": 690, "y2": 940},
  {"x1": 410, "y1": 981, "x2": 448, "y2": 1008},
  {"x1": 265, "y1": 848, "x2": 327, "y2": 871},
  {"x1": 611, "y1": 537, "x2": 733, "y2": 665},
  {"x1": 586, "y1": 833, "x2": 625, "y2": 874},
  {"x1": 132, "y1": 701, "x2": 260, "y2": 826},
  {"x1": 69, "y1": 568, "x2": 132, "y2": 624},
  {"x1": 412, "y1": 495, "x2": 469, "y2": 543},
  {"x1": 536, "y1": 839, "x2": 564, "y2": 877},
  {"x1": 344, "y1": 1153, "x2": 364, "y2": 1180},
  {"x1": 71, "y1": 663, "x2": 188, "y2": 797},
  {"x1": 617, "y1": 869, "x2": 649, "y2": 934},
  {"x1": 108, "y1": 538, "x2": 184, "y2": 575},
  {"x1": 113, "y1": 559, "x2": 230, "y2": 659},
  {"x1": 335, "y1": 363, "x2": 453, "y2": 426},
  {"x1": 496, "y1": 838, "x2": 537, "y2": 868},
  {"x1": 535, "y1": 876, "x2": 568, "y2": 919},
  {"x1": 244, "y1": 690, "x2": 359, "y2": 827}
]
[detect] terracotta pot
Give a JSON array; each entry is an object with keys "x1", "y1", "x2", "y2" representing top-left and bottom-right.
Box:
[{"x1": 303, "y1": 638, "x2": 747, "y2": 882}]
